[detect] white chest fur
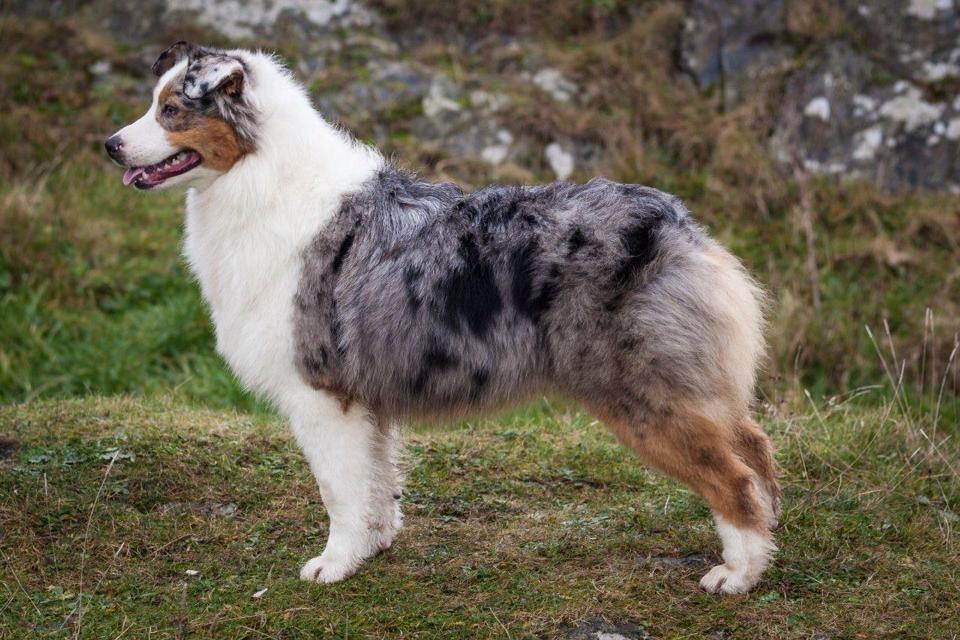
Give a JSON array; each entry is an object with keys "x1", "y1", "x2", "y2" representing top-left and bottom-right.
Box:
[
  {"x1": 184, "y1": 205, "x2": 302, "y2": 403},
  {"x1": 181, "y1": 140, "x2": 381, "y2": 412}
]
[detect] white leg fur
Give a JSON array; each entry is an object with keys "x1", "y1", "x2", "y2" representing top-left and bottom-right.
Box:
[
  {"x1": 700, "y1": 516, "x2": 776, "y2": 594},
  {"x1": 289, "y1": 393, "x2": 403, "y2": 583}
]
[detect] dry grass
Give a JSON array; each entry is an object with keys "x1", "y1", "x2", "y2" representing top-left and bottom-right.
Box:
[{"x1": 0, "y1": 394, "x2": 957, "y2": 638}]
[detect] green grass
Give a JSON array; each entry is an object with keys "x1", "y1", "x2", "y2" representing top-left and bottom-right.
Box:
[{"x1": 1, "y1": 395, "x2": 958, "y2": 639}]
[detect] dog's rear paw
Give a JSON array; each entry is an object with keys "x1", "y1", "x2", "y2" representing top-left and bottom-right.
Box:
[
  {"x1": 299, "y1": 552, "x2": 360, "y2": 584},
  {"x1": 699, "y1": 564, "x2": 757, "y2": 594}
]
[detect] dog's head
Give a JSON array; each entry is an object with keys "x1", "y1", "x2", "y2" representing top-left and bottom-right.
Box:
[{"x1": 105, "y1": 42, "x2": 258, "y2": 190}]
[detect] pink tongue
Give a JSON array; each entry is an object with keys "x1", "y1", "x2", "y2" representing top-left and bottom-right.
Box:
[{"x1": 122, "y1": 167, "x2": 144, "y2": 186}]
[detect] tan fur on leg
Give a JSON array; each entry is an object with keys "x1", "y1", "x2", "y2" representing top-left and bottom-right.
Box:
[{"x1": 595, "y1": 407, "x2": 776, "y2": 593}]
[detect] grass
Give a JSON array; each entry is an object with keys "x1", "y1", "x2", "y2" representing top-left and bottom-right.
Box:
[{"x1": 1, "y1": 394, "x2": 958, "y2": 639}]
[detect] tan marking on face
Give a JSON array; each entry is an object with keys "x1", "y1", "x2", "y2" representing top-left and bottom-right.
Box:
[
  {"x1": 164, "y1": 120, "x2": 246, "y2": 172},
  {"x1": 155, "y1": 75, "x2": 249, "y2": 173}
]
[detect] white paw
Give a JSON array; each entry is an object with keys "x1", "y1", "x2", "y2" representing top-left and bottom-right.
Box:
[
  {"x1": 299, "y1": 550, "x2": 361, "y2": 584},
  {"x1": 699, "y1": 563, "x2": 756, "y2": 594},
  {"x1": 299, "y1": 514, "x2": 402, "y2": 584}
]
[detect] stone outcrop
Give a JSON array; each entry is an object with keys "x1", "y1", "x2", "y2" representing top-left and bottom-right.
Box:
[
  {"x1": 682, "y1": 0, "x2": 960, "y2": 191},
  {"x1": 11, "y1": 0, "x2": 957, "y2": 191}
]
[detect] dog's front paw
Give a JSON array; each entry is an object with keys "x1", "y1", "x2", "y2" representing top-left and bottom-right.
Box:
[
  {"x1": 299, "y1": 550, "x2": 361, "y2": 584},
  {"x1": 299, "y1": 516, "x2": 401, "y2": 584},
  {"x1": 699, "y1": 563, "x2": 756, "y2": 594}
]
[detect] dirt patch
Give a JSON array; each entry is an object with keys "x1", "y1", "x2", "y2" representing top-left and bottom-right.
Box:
[{"x1": 0, "y1": 434, "x2": 20, "y2": 459}]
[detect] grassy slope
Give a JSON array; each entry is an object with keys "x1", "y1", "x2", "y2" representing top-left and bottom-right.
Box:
[{"x1": 1, "y1": 396, "x2": 958, "y2": 639}]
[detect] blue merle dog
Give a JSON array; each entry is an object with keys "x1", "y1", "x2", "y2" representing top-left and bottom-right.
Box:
[{"x1": 105, "y1": 42, "x2": 779, "y2": 593}]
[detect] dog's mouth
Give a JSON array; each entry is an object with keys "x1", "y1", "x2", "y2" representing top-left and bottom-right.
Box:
[{"x1": 122, "y1": 149, "x2": 202, "y2": 189}]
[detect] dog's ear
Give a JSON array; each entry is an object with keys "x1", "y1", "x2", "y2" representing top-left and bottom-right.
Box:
[
  {"x1": 152, "y1": 41, "x2": 206, "y2": 77},
  {"x1": 182, "y1": 55, "x2": 246, "y2": 100}
]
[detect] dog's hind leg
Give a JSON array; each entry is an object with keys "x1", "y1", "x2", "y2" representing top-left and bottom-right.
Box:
[
  {"x1": 288, "y1": 391, "x2": 403, "y2": 583},
  {"x1": 601, "y1": 408, "x2": 776, "y2": 594},
  {"x1": 731, "y1": 416, "x2": 781, "y2": 527}
]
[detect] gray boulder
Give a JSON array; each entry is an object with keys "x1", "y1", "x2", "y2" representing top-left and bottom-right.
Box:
[
  {"x1": 681, "y1": 0, "x2": 793, "y2": 107},
  {"x1": 770, "y1": 43, "x2": 959, "y2": 192},
  {"x1": 683, "y1": 0, "x2": 960, "y2": 191}
]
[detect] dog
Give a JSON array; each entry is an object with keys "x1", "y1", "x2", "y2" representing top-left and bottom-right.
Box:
[{"x1": 105, "y1": 41, "x2": 780, "y2": 594}]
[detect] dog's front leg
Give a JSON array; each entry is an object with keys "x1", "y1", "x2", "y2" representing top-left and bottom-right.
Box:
[{"x1": 289, "y1": 393, "x2": 403, "y2": 583}]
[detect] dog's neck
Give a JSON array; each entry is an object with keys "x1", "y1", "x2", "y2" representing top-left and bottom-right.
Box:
[{"x1": 181, "y1": 55, "x2": 382, "y2": 314}]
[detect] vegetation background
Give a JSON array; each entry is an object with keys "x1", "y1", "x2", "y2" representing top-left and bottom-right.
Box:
[{"x1": 1, "y1": 1, "x2": 958, "y2": 638}]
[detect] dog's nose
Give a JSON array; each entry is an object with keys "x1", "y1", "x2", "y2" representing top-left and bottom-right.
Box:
[{"x1": 104, "y1": 135, "x2": 124, "y2": 161}]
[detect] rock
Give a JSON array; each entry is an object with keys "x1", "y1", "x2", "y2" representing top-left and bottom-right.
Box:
[
  {"x1": 313, "y1": 58, "x2": 431, "y2": 137},
  {"x1": 852, "y1": 125, "x2": 883, "y2": 161},
  {"x1": 71, "y1": 0, "x2": 378, "y2": 53},
  {"x1": 803, "y1": 96, "x2": 831, "y2": 122},
  {"x1": 342, "y1": 60, "x2": 431, "y2": 109},
  {"x1": 682, "y1": 0, "x2": 959, "y2": 190},
  {"x1": 422, "y1": 75, "x2": 463, "y2": 119},
  {"x1": 681, "y1": 0, "x2": 793, "y2": 106},
  {"x1": 164, "y1": 0, "x2": 374, "y2": 40},
  {"x1": 877, "y1": 85, "x2": 944, "y2": 131},
  {"x1": 469, "y1": 89, "x2": 508, "y2": 112},
  {"x1": 906, "y1": 0, "x2": 943, "y2": 20},
  {"x1": 562, "y1": 620, "x2": 650, "y2": 640},
  {"x1": 480, "y1": 130, "x2": 514, "y2": 166},
  {"x1": 683, "y1": 0, "x2": 960, "y2": 101},
  {"x1": 649, "y1": 553, "x2": 712, "y2": 568},
  {"x1": 159, "y1": 501, "x2": 238, "y2": 517},
  {"x1": 545, "y1": 142, "x2": 575, "y2": 180},
  {"x1": 532, "y1": 67, "x2": 579, "y2": 103},
  {"x1": 88, "y1": 60, "x2": 112, "y2": 76},
  {"x1": 843, "y1": 0, "x2": 960, "y2": 86},
  {"x1": 770, "y1": 43, "x2": 960, "y2": 191},
  {"x1": 427, "y1": 119, "x2": 522, "y2": 162}
]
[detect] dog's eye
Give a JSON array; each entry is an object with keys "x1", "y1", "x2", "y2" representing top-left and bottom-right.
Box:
[{"x1": 161, "y1": 104, "x2": 179, "y2": 117}]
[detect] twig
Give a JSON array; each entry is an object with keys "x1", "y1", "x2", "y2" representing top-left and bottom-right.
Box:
[
  {"x1": 73, "y1": 450, "x2": 120, "y2": 639},
  {"x1": 804, "y1": 389, "x2": 829, "y2": 438},
  {"x1": 150, "y1": 534, "x2": 192, "y2": 558},
  {"x1": 794, "y1": 171, "x2": 821, "y2": 309},
  {"x1": 0, "y1": 550, "x2": 42, "y2": 617},
  {"x1": 933, "y1": 338, "x2": 959, "y2": 438},
  {"x1": 489, "y1": 608, "x2": 513, "y2": 640},
  {"x1": 111, "y1": 617, "x2": 134, "y2": 640}
]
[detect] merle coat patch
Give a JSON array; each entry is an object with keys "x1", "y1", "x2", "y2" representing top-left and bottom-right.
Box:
[{"x1": 293, "y1": 166, "x2": 715, "y2": 420}]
